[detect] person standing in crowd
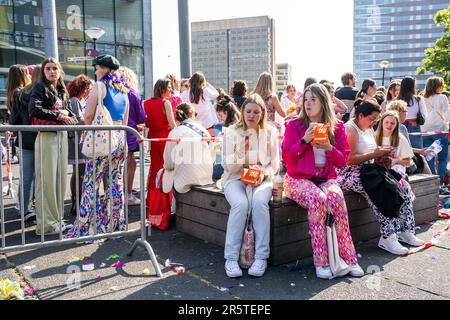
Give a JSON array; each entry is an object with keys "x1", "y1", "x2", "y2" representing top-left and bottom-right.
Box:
[
  {"x1": 381, "y1": 80, "x2": 401, "y2": 112},
  {"x1": 397, "y1": 76, "x2": 427, "y2": 149},
  {"x1": 29, "y1": 58, "x2": 77, "y2": 235},
  {"x1": 181, "y1": 72, "x2": 219, "y2": 136},
  {"x1": 231, "y1": 80, "x2": 248, "y2": 110},
  {"x1": 282, "y1": 84, "x2": 299, "y2": 110},
  {"x1": 335, "y1": 72, "x2": 359, "y2": 122},
  {"x1": 422, "y1": 77, "x2": 450, "y2": 189},
  {"x1": 213, "y1": 89, "x2": 241, "y2": 180},
  {"x1": 356, "y1": 79, "x2": 377, "y2": 101},
  {"x1": 144, "y1": 78, "x2": 177, "y2": 219},
  {"x1": 337, "y1": 99, "x2": 424, "y2": 255},
  {"x1": 163, "y1": 103, "x2": 214, "y2": 193},
  {"x1": 8, "y1": 64, "x2": 35, "y2": 222},
  {"x1": 303, "y1": 77, "x2": 317, "y2": 91},
  {"x1": 254, "y1": 72, "x2": 286, "y2": 132},
  {"x1": 180, "y1": 78, "x2": 190, "y2": 94},
  {"x1": 66, "y1": 75, "x2": 92, "y2": 216},
  {"x1": 282, "y1": 84, "x2": 363, "y2": 279},
  {"x1": 118, "y1": 67, "x2": 146, "y2": 206},
  {"x1": 67, "y1": 55, "x2": 129, "y2": 238},
  {"x1": 222, "y1": 94, "x2": 279, "y2": 278},
  {"x1": 166, "y1": 74, "x2": 183, "y2": 114}
]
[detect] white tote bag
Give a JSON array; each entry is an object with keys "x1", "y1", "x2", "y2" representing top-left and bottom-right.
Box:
[{"x1": 81, "y1": 82, "x2": 118, "y2": 158}]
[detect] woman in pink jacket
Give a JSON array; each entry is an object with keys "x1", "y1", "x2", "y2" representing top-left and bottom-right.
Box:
[{"x1": 282, "y1": 84, "x2": 363, "y2": 279}]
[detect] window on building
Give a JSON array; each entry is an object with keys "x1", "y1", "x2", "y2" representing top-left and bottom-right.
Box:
[
  {"x1": 84, "y1": 1, "x2": 115, "y2": 43},
  {"x1": 115, "y1": 0, "x2": 143, "y2": 46},
  {"x1": 55, "y1": 0, "x2": 83, "y2": 41}
]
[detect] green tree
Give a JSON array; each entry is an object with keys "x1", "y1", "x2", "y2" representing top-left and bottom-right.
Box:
[{"x1": 417, "y1": 7, "x2": 450, "y2": 90}]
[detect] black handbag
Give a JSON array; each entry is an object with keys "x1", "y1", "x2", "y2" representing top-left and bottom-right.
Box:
[{"x1": 415, "y1": 97, "x2": 425, "y2": 126}]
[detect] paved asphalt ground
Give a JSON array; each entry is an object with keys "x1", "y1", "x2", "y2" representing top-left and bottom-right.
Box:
[{"x1": 1, "y1": 162, "x2": 450, "y2": 301}]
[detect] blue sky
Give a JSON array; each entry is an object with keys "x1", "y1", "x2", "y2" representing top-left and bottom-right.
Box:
[{"x1": 152, "y1": 0, "x2": 354, "y2": 88}]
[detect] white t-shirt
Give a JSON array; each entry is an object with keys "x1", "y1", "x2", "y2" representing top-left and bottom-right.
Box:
[
  {"x1": 382, "y1": 135, "x2": 414, "y2": 174},
  {"x1": 405, "y1": 97, "x2": 428, "y2": 122},
  {"x1": 313, "y1": 147, "x2": 327, "y2": 166},
  {"x1": 181, "y1": 85, "x2": 219, "y2": 129},
  {"x1": 282, "y1": 97, "x2": 296, "y2": 110}
]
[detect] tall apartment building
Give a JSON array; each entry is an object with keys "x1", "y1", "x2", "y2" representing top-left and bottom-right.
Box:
[
  {"x1": 354, "y1": 0, "x2": 448, "y2": 89},
  {"x1": 275, "y1": 63, "x2": 292, "y2": 97},
  {"x1": 191, "y1": 16, "x2": 275, "y2": 92}
]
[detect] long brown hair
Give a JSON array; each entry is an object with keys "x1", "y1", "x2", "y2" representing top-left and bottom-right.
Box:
[
  {"x1": 216, "y1": 88, "x2": 241, "y2": 127},
  {"x1": 189, "y1": 72, "x2": 206, "y2": 104},
  {"x1": 153, "y1": 78, "x2": 171, "y2": 99},
  {"x1": 375, "y1": 111, "x2": 400, "y2": 148},
  {"x1": 299, "y1": 83, "x2": 337, "y2": 144},
  {"x1": 7, "y1": 64, "x2": 29, "y2": 113},
  {"x1": 424, "y1": 76, "x2": 445, "y2": 98},
  {"x1": 40, "y1": 57, "x2": 68, "y2": 100},
  {"x1": 254, "y1": 72, "x2": 274, "y2": 101},
  {"x1": 235, "y1": 94, "x2": 267, "y2": 130}
]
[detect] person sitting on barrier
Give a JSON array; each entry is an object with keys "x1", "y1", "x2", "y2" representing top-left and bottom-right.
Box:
[
  {"x1": 386, "y1": 101, "x2": 431, "y2": 175},
  {"x1": 337, "y1": 99, "x2": 424, "y2": 256},
  {"x1": 7, "y1": 64, "x2": 35, "y2": 222},
  {"x1": 29, "y1": 58, "x2": 77, "y2": 235},
  {"x1": 213, "y1": 88, "x2": 241, "y2": 180},
  {"x1": 118, "y1": 67, "x2": 146, "y2": 206},
  {"x1": 66, "y1": 55, "x2": 129, "y2": 238},
  {"x1": 222, "y1": 93, "x2": 279, "y2": 278},
  {"x1": 66, "y1": 75, "x2": 92, "y2": 216},
  {"x1": 282, "y1": 83, "x2": 363, "y2": 279},
  {"x1": 163, "y1": 103, "x2": 214, "y2": 194}
]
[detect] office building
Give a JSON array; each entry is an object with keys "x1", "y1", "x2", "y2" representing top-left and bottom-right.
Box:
[
  {"x1": 275, "y1": 63, "x2": 292, "y2": 97},
  {"x1": 354, "y1": 0, "x2": 448, "y2": 89},
  {"x1": 191, "y1": 16, "x2": 276, "y2": 92}
]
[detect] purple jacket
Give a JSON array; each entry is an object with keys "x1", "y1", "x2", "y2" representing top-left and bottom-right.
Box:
[
  {"x1": 282, "y1": 119, "x2": 350, "y2": 180},
  {"x1": 126, "y1": 88, "x2": 146, "y2": 152}
]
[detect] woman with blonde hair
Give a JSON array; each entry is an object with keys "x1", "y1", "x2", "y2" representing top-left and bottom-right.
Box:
[
  {"x1": 282, "y1": 83, "x2": 363, "y2": 279},
  {"x1": 254, "y1": 72, "x2": 286, "y2": 131},
  {"x1": 222, "y1": 93, "x2": 279, "y2": 278},
  {"x1": 117, "y1": 67, "x2": 146, "y2": 206},
  {"x1": 422, "y1": 77, "x2": 449, "y2": 187},
  {"x1": 181, "y1": 72, "x2": 219, "y2": 135},
  {"x1": 166, "y1": 74, "x2": 183, "y2": 113}
]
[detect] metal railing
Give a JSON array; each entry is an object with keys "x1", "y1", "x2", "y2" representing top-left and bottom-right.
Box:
[{"x1": 0, "y1": 125, "x2": 162, "y2": 277}]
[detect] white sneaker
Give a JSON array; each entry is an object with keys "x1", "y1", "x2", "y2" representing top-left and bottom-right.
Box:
[
  {"x1": 398, "y1": 231, "x2": 425, "y2": 247},
  {"x1": 127, "y1": 194, "x2": 141, "y2": 206},
  {"x1": 225, "y1": 260, "x2": 242, "y2": 278},
  {"x1": 248, "y1": 259, "x2": 267, "y2": 277},
  {"x1": 348, "y1": 263, "x2": 364, "y2": 277},
  {"x1": 378, "y1": 234, "x2": 409, "y2": 255},
  {"x1": 316, "y1": 266, "x2": 332, "y2": 279},
  {"x1": 46, "y1": 222, "x2": 74, "y2": 235}
]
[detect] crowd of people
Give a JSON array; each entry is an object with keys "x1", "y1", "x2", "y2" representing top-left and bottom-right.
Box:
[{"x1": 4, "y1": 55, "x2": 450, "y2": 280}]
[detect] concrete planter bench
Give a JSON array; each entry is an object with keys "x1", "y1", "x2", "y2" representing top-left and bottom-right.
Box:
[{"x1": 175, "y1": 174, "x2": 440, "y2": 265}]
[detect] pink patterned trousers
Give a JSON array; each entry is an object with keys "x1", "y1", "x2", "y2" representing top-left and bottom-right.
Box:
[{"x1": 284, "y1": 173, "x2": 358, "y2": 267}]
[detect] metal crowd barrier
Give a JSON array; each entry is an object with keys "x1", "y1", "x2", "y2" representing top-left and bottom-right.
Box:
[{"x1": 0, "y1": 125, "x2": 162, "y2": 277}]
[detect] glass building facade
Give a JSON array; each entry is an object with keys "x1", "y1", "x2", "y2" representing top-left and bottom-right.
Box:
[
  {"x1": 191, "y1": 16, "x2": 275, "y2": 92},
  {"x1": 354, "y1": 0, "x2": 448, "y2": 89},
  {"x1": 0, "y1": 0, "x2": 145, "y2": 105}
]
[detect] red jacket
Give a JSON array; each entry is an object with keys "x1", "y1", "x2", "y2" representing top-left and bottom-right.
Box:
[{"x1": 282, "y1": 119, "x2": 350, "y2": 180}]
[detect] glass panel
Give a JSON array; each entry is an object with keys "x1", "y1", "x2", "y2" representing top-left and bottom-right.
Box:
[
  {"x1": 58, "y1": 39, "x2": 86, "y2": 83},
  {"x1": 116, "y1": 46, "x2": 144, "y2": 93},
  {"x1": 115, "y1": 0, "x2": 143, "y2": 46},
  {"x1": 0, "y1": 33, "x2": 15, "y2": 105},
  {"x1": 84, "y1": 0, "x2": 114, "y2": 44},
  {"x1": 55, "y1": 0, "x2": 84, "y2": 41},
  {"x1": 0, "y1": 1, "x2": 14, "y2": 33},
  {"x1": 13, "y1": 0, "x2": 43, "y2": 36},
  {"x1": 15, "y1": 34, "x2": 45, "y2": 65}
]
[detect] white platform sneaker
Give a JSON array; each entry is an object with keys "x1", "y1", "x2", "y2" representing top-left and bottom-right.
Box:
[
  {"x1": 378, "y1": 234, "x2": 409, "y2": 255},
  {"x1": 398, "y1": 230, "x2": 425, "y2": 247}
]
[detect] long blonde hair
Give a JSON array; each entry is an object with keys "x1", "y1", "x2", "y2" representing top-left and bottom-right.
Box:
[
  {"x1": 298, "y1": 83, "x2": 337, "y2": 144},
  {"x1": 254, "y1": 72, "x2": 274, "y2": 101},
  {"x1": 118, "y1": 66, "x2": 139, "y2": 92},
  {"x1": 235, "y1": 94, "x2": 267, "y2": 130},
  {"x1": 375, "y1": 111, "x2": 400, "y2": 148}
]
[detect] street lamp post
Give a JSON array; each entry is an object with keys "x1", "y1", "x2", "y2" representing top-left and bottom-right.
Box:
[
  {"x1": 379, "y1": 60, "x2": 390, "y2": 87},
  {"x1": 85, "y1": 27, "x2": 105, "y2": 80}
]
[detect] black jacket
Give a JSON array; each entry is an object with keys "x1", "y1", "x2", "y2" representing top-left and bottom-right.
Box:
[
  {"x1": 28, "y1": 81, "x2": 75, "y2": 122},
  {"x1": 9, "y1": 88, "x2": 37, "y2": 150},
  {"x1": 360, "y1": 164, "x2": 406, "y2": 218}
]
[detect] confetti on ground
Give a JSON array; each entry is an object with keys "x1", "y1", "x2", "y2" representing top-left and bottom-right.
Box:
[
  {"x1": 357, "y1": 254, "x2": 363, "y2": 258},
  {"x1": 219, "y1": 287, "x2": 228, "y2": 292},
  {"x1": 175, "y1": 266, "x2": 186, "y2": 275},
  {"x1": 83, "y1": 256, "x2": 92, "y2": 261},
  {"x1": 23, "y1": 265, "x2": 36, "y2": 270},
  {"x1": 107, "y1": 255, "x2": 121, "y2": 261},
  {"x1": 143, "y1": 269, "x2": 151, "y2": 276},
  {"x1": 290, "y1": 283, "x2": 296, "y2": 287},
  {"x1": 424, "y1": 220, "x2": 432, "y2": 225},
  {"x1": 110, "y1": 286, "x2": 119, "y2": 292},
  {"x1": 96, "y1": 274, "x2": 102, "y2": 279},
  {"x1": 82, "y1": 263, "x2": 95, "y2": 271},
  {"x1": 113, "y1": 261, "x2": 126, "y2": 268},
  {"x1": 100, "y1": 263, "x2": 106, "y2": 268},
  {"x1": 23, "y1": 288, "x2": 38, "y2": 294},
  {"x1": 239, "y1": 284, "x2": 245, "y2": 287}
]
